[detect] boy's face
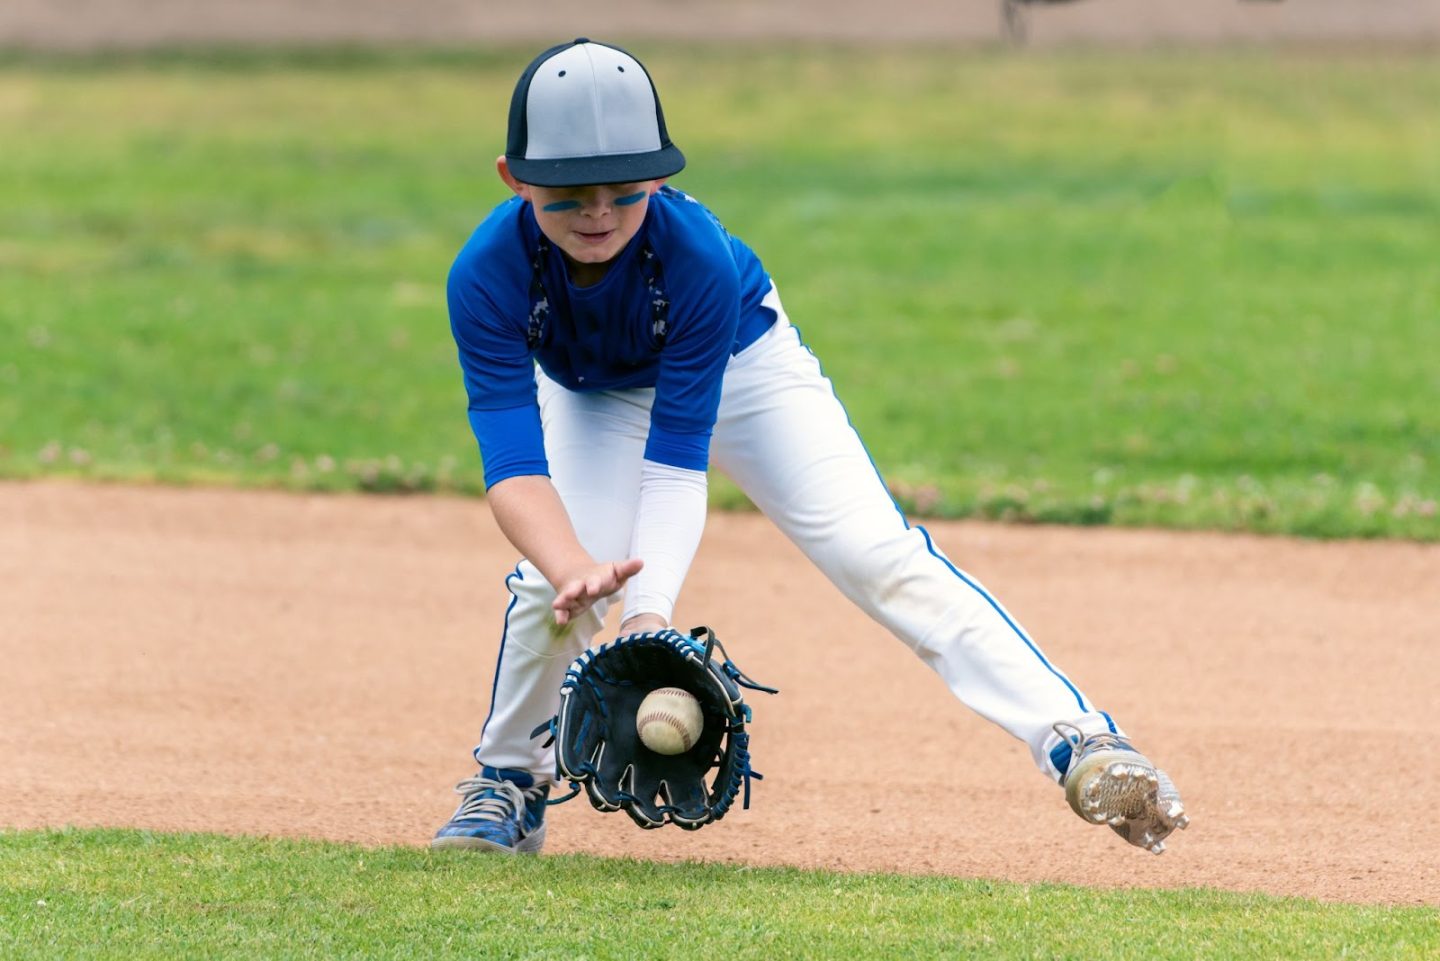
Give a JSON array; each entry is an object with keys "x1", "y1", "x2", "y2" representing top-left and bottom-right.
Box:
[{"x1": 498, "y1": 159, "x2": 663, "y2": 272}]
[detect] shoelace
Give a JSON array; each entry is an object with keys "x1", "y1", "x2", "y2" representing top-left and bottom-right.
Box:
[
  {"x1": 451, "y1": 775, "x2": 540, "y2": 823},
  {"x1": 1053, "y1": 721, "x2": 1131, "y2": 759}
]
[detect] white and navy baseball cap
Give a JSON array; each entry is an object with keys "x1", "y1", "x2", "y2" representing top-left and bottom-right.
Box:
[{"x1": 505, "y1": 38, "x2": 686, "y2": 188}]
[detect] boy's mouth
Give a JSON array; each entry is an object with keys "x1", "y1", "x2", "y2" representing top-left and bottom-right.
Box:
[{"x1": 574, "y1": 229, "x2": 614, "y2": 245}]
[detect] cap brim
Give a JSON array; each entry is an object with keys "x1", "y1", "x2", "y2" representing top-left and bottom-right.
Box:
[{"x1": 506, "y1": 145, "x2": 685, "y2": 188}]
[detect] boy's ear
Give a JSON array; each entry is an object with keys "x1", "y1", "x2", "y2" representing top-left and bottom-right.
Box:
[{"x1": 496, "y1": 156, "x2": 530, "y2": 199}]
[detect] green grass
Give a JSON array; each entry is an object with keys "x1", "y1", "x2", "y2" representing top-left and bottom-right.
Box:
[
  {"x1": 1, "y1": 49, "x2": 1437, "y2": 538},
  {"x1": 1, "y1": 828, "x2": 1435, "y2": 960}
]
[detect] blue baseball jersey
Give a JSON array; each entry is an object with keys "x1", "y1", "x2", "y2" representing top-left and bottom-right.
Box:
[{"x1": 448, "y1": 186, "x2": 776, "y2": 488}]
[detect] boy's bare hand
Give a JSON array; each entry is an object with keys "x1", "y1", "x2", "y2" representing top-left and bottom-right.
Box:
[{"x1": 552, "y1": 558, "x2": 644, "y2": 625}]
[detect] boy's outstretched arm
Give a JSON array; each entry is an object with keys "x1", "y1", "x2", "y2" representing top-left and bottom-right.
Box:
[{"x1": 486, "y1": 474, "x2": 644, "y2": 627}]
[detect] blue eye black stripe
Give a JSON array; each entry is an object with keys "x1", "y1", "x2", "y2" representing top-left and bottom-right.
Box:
[
  {"x1": 542, "y1": 200, "x2": 581, "y2": 212},
  {"x1": 614, "y1": 191, "x2": 647, "y2": 206}
]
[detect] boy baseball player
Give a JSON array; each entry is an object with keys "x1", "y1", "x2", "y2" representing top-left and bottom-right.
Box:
[{"x1": 433, "y1": 38, "x2": 1188, "y2": 856}]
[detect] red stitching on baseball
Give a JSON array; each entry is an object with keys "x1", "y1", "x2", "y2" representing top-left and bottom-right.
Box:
[{"x1": 643, "y1": 711, "x2": 695, "y2": 751}]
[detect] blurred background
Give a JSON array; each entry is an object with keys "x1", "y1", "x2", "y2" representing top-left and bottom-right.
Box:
[
  {"x1": 2, "y1": 0, "x2": 1436, "y2": 539},
  {"x1": 5, "y1": 0, "x2": 1440, "y2": 48}
]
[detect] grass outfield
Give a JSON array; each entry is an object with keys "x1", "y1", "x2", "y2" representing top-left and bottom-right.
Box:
[
  {"x1": 0, "y1": 829, "x2": 1434, "y2": 960},
  {"x1": 0, "y1": 49, "x2": 1436, "y2": 538}
]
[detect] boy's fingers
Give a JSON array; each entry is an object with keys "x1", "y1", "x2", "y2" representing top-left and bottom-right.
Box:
[
  {"x1": 550, "y1": 559, "x2": 646, "y2": 620},
  {"x1": 552, "y1": 583, "x2": 585, "y2": 613}
]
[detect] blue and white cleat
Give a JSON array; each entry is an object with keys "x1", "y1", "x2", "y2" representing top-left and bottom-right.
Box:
[
  {"x1": 431, "y1": 766, "x2": 549, "y2": 854},
  {"x1": 1053, "y1": 722, "x2": 1190, "y2": 855}
]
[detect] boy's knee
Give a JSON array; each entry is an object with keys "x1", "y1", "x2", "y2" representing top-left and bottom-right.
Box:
[{"x1": 827, "y1": 525, "x2": 916, "y2": 587}]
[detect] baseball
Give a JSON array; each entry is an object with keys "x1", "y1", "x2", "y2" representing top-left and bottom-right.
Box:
[{"x1": 636, "y1": 687, "x2": 703, "y2": 755}]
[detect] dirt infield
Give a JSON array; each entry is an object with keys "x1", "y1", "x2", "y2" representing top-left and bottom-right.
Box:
[
  {"x1": 3, "y1": 0, "x2": 1439, "y2": 50},
  {"x1": 3, "y1": 480, "x2": 1436, "y2": 905}
]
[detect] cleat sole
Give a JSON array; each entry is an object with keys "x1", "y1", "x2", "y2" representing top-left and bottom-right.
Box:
[
  {"x1": 1055, "y1": 723, "x2": 1190, "y2": 854},
  {"x1": 431, "y1": 823, "x2": 547, "y2": 855}
]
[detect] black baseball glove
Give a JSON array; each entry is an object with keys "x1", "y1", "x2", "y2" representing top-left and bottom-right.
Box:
[{"x1": 536, "y1": 626, "x2": 777, "y2": 830}]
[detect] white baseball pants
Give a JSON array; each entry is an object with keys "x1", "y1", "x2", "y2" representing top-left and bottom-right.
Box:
[{"x1": 473, "y1": 288, "x2": 1117, "y2": 782}]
